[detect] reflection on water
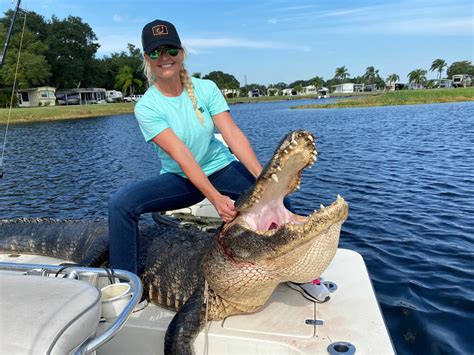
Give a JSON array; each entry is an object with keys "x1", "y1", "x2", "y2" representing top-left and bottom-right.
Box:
[{"x1": 1, "y1": 101, "x2": 474, "y2": 353}]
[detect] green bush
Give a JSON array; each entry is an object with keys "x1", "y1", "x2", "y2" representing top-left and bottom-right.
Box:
[{"x1": 0, "y1": 91, "x2": 18, "y2": 108}]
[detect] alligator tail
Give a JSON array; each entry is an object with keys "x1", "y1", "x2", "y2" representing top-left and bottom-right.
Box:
[
  {"x1": 164, "y1": 280, "x2": 207, "y2": 355},
  {"x1": 0, "y1": 218, "x2": 109, "y2": 267}
]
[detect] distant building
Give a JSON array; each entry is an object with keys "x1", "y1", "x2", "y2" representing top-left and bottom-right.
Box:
[
  {"x1": 267, "y1": 88, "x2": 280, "y2": 96},
  {"x1": 17, "y1": 86, "x2": 56, "y2": 107},
  {"x1": 317, "y1": 87, "x2": 330, "y2": 99},
  {"x1": 408, "y1": 82, "x2": 424, "y2": 90},
  {"x1": 365, "y1": 84, "x2": 378, "y2": 92},
  {"x1": 248, "y1": 89, "x2": 260, "y2": 97},
  {"x1": 221, "y1": 88, "x2": 239, "y2": 98},
  {"x1": 281, "y1": 88, "x2": 296, "y2": 96},
  {"x1": 301, "y1": 85, "x2": 317, "y2": 95},
  {"x1": 331, "y1": 83, "x2": 364, "y2": 93},
  {"x1": 452, "y1": 74, "x2": 472, "y2": 88},
  {"x1": 438, "y1": 79, "x2": 453, "y2": 88},
  {"x1": 56, "y1": 88, "x2": 106, "y2": 105}
]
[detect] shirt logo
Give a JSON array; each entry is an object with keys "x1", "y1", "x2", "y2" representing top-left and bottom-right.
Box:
[
  {"x1": 198, "y1": 107, "x2": 204, "y2": 113},
  {"x1": 152, "y1": 25, "x2": 168, "y2": 36}
]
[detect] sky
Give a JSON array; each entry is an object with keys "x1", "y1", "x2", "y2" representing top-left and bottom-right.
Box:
[{"x1": 1, "y1": 0, "x2": 473, "y2": 85}]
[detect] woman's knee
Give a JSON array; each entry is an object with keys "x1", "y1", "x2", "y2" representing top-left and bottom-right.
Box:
[{"x1": 108, "y1": 186, "x2": 137, "y2": 217}]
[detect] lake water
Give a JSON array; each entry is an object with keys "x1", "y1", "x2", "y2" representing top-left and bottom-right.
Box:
[{"x1": 1, "y1": 99, "x2": 473, "y2": 354}]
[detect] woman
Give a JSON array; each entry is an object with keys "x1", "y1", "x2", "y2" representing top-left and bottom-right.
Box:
[{"x1": 108, "y1": 19, "x2": 329, "y2": 303}]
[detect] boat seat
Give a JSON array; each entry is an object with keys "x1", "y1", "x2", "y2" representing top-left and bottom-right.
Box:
[{"x1": 0, "y1": 273, "x2": 101, "y2": 354}]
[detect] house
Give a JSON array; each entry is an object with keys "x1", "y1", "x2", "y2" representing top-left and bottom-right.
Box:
[
  {"x1": 365, "y1": 84, "x2": 378, "y2": 92},
  {"x1": 248, "y1": 89, "x2": 260, "y2": 97},
  {"x1": 331, "y1": 83, "x2": 364, "y2": 94},
  {"x1": 56, "y1": 88, "x2": 106, "y2": 105},
  {"x1": 221, "y1": 88, "x2": 239, "y2": 98},
  {"x1": 301, "y1": 85, "x2": 317, "y2": 95},
  {"x1": 281, "y1": 88, "x2": 296, "y2": 96},
  {"x1": 267, "y1": 88, "x2": 280, "y2": 96},
  {"x1": 438, "y1": 79, "x2": 453, "y2": 88},
  {"x1": 17, "y1": 87, "x2": 56, "y2": 107}
]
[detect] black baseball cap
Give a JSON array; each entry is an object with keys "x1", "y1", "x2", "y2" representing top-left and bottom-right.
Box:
[{"x1": 141, "y1": 19, "x2": 182, "y2": 54}]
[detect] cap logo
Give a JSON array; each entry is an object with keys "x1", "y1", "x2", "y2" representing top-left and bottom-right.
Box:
[{"x1": 152, "y1": 25, "x2": 168, "y2": 36}]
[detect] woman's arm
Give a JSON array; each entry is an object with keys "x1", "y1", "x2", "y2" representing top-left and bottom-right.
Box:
[
  {"x1": 213, "y1": 111, "x2": 262, "y2": 178},
  {"x1": 152, "y1": 128, "x2": 236, "y2": 221}
]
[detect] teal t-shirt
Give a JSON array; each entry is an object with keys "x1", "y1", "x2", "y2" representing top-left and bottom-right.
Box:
[{"x1": 134, "y1": 77, "x2": 236, "y2": 177}]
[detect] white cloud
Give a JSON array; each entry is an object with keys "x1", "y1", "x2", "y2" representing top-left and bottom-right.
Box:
[
  {"x1": 183, "y1": 37, "x2": 310, "y2": 53},
  {"x1": 112, "y1": 15, "x2": 126, "y2": 23}
]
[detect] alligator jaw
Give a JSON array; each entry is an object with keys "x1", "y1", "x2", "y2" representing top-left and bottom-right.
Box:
[{"x1": 234, "y1": 130, "x2": 317, "y2": 231}]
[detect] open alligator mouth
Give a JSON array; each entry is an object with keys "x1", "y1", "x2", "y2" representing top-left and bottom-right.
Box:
[{"x1": 232, "y1": 130, "x2": 347, "y2": 235}]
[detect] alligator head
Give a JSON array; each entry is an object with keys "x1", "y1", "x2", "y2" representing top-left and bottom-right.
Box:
[{"x1": 203, "y1": 130, "x2": 349, "y2": 317}]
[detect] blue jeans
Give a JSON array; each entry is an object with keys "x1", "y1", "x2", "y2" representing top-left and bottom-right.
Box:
[{"x1": 109, "y1": 161, "x2": 256, "y2": 274}]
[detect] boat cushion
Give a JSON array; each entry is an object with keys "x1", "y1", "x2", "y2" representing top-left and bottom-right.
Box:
[{"x1": 0, "y1": 273, "x2": 101, "y2": 354}]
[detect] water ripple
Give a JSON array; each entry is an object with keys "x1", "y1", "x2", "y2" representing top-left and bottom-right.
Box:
[{"x1": 1, "y1": 101, "x2": 473, "y2": 353}]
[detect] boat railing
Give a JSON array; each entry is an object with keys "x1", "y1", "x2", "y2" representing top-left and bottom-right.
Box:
[{"x1": 0, "y1": 261, "x2": 142, "y2": 354}]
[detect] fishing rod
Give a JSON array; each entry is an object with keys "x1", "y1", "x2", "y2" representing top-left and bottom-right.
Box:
[
  {"x1": 0, "y1": 0, "x2": 21, "y2": 67},
  {"x1": 0, "y1": 0, "x2": 23, "y2": 178}
]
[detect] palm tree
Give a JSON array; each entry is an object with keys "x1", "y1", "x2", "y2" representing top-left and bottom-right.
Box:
[
  {"x1": 115, "y1": 66, "x2": 143, "y2": 96},
  {"x1": 430, "y1": 59, "x2": 447, "y2": 83},
  {"x1": 407, "y1": 69, "x2": 427, "y2": 89},
  {"x1": 386, "y1": 73, "x2": 400, "y2": 89},
  {"x1": 363, "y1": 66, "x2": 379, "y2": 85},
  {"x1": 311, "y1": 76, "x2": 325, "y2": 89},
  {"x1": 334, "y1": 66, "x2": 350, "y2": 83}
]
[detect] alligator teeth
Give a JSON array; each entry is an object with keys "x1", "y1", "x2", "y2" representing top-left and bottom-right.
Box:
[
  {"x1": 308, "y1": 135, "x2": 314, "y2": 142},
  {"x1": 337, "y1": 194, "x2": 341, "y2": 199},
  {"x1": 284, "y1": 149, "x2": 288, "y2": 154},
  {"x1": 295, "y1": 184, "x2": 300, "y2": 190},
  {"x1": 276, "y1": 165, "x2": 282, "y2": 171},
  {"x1": 271, "y1": 174, "x2": 279, "y2": 183},
  {"x1": 291, "y1": 139, "x2": 297, "y2": 145},
  {"x1": 320, "y1": 204, "x2": 325, "y2": 209}
]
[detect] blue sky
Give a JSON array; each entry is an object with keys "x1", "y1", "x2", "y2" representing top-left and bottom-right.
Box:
[{"x1": 2, "y1": 0, "x2": 473, "y2": 85}]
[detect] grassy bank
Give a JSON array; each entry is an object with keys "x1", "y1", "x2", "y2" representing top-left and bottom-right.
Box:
[
  {"x1": 292, "y1": 87, "x2": 474, "y2": 109},
  {"x1": 1, "y1": 96, "x2": 307, "y2": 124},
  {"x1": 0, "y1": 102, "x2": 135, "y2": 124},
  {"x1": 1, "y1": 88, "x2": 472, "y2": 124}
]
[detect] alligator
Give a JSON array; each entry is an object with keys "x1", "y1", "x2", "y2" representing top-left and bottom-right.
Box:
[{"x1": 0, "y1": 130, "x2": 349, "y2": 354}]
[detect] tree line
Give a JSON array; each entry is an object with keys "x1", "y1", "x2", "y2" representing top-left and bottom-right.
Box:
[{"x1": 1, "y1": 9, "x2": 473, "y2": 102}]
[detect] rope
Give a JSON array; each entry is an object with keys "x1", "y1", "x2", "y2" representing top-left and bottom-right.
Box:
[
  {"x1": 203, "y1": 280, "x2": 210, "y2": 355},
  {"x1": 0, "y1": 7, "x2": 27, "y2": 178}
]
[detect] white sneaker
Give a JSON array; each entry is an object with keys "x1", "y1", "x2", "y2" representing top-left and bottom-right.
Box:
[
  {"x1": 133, "y1": 299, "x2": 148, "y2": 312},
  {"x1": 287, "y1": 279, "x2": 331, "y2": 303}
]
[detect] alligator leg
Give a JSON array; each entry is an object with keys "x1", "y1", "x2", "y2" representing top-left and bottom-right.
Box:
[{"x1": 164, "y1": 282, "x2": 207, "y2": 355}]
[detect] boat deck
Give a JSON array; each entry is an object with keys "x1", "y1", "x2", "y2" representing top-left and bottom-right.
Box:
[{"x1": 0, "y1": 249, "x2": 394, "y2": 354}]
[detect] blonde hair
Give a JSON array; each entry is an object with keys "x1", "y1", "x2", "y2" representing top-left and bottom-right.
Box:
[{"x1": 143, "y1": 49, "x2": 205, "y2": 125}]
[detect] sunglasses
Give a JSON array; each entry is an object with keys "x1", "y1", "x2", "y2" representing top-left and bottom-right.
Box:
[{"x1": 148, "y1": 47, "x2": 180, "y2": 60}]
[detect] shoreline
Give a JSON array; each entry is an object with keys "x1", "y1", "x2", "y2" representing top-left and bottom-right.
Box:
[
  {"x1": 1, "y1": 88, "x2": 473, "y2": 124},
  {"x1": 291, "y1": 87, "x2": 474, "y2": 109}
]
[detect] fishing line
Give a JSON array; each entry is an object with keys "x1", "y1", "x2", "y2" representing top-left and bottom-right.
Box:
[{"x1": 0, "y1": 1, "x2": 26, "y2": 178}]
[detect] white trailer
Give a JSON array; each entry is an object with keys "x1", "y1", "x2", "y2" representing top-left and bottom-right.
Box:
[{"x1": 452, "y1": 74, "x2": 472, "y2": 88}]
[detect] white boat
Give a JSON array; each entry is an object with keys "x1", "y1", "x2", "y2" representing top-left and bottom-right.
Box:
[{"x1": 0, "y1": 201, "x2": 394, "y2": 355}]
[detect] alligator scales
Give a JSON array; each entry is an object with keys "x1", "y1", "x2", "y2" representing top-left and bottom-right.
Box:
[{"x1": 0, "y1": 130, "x2": 349, "y2": 354}]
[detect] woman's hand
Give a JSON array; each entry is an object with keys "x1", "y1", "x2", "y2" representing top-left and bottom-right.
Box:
[{"x1": 211, "y1": 194, "x2": 237, "y2": 222}]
